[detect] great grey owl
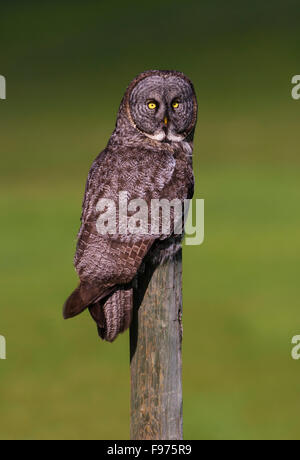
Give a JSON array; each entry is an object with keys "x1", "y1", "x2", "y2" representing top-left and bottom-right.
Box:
[{"x1": 63, "y1": 70, "x2": 198, "y2": 342}]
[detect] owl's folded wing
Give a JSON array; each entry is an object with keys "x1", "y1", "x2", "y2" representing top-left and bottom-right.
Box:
[
  {"x1": 63, "y1": 146, "x2": 178, "y2": 319},
  {"x1": 63, "y1": 234, "x2": 154, "y2": 320}
]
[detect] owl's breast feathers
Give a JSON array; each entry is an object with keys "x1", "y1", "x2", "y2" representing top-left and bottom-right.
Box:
[{"x1": 63, "y1": 141, "x2": 194, "y2": 341}]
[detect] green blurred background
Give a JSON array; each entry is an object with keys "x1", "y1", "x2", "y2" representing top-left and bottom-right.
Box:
[{"x1": 1, "y1": 0, "x2": 300, "y2": 440}]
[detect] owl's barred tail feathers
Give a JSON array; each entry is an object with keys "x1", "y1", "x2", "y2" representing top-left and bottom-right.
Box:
[
  {"x1": 63, "y1": 283, "x2": 133, "y2": 342},
  {"x1": 89, "y1": 287, "x2": 133, "y2": 342}
]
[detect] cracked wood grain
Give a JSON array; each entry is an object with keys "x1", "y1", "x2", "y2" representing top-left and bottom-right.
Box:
[{"x1": 130, "y1": 248, "x2": 183, "y2": 440}]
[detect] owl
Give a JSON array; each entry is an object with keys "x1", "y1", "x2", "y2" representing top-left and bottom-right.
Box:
[{"x1": 63, "y1": 70, "x2": 198, "y2": 342}]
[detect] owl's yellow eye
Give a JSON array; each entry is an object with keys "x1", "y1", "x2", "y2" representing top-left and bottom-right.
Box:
[
  {"x1": 148, "y1": 101, "x2": 157, "y2": 110},
  {"x1": 172, "y1": 101, "x2": 180, "y2": 109}
]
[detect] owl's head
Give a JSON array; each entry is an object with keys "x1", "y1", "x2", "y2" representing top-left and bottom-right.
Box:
[{"x1": 122, "y1": 70, "x2": 197, "y2": 143}]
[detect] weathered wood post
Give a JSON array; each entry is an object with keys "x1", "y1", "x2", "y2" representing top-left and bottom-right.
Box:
[{"x1": 130, "y1": 247, "x2": 183, "y2": 440}]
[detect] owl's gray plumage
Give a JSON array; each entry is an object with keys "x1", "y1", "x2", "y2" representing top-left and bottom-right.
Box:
[{"x1": 63, "y1": 70, "x2": 197, "y2": 342}]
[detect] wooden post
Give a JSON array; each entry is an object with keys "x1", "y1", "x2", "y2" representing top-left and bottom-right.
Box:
[{"x1": 130, "y1": 247, "x2": 183, "y2": 440}]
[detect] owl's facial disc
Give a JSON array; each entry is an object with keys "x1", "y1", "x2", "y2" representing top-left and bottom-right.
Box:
[{"x1": 129, "y1": 75, "x2": 196, "y2": 143}]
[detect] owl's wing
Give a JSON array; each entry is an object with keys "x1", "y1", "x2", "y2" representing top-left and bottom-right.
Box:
[{"x1": 63, "y1": 146, "x2": 179, "y2": 320}]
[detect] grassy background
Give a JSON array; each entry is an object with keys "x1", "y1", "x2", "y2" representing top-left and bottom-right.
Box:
[{"x1": 0, "y1": 0, "x2": 300, "y2": 439}]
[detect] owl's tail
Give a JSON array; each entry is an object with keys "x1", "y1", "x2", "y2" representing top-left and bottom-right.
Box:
[
  {"x1": 63, "y1": 281, "x2": 114, "y2": 320},
  {"x1": 63, "y1": 286, "x2": 86, "y2": 319},
  {"x1": 89, "y1": 286, "x2": 133, "y2": 342}
]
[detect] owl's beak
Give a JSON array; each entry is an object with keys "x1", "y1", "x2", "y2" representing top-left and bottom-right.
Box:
[{"x1": 164, "y1": 116, "x2": 168, "y2": 126}]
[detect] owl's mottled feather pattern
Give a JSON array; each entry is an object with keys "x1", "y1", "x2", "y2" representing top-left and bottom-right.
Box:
[
  {"x1": 89, "y1": 286, "x2": 133, "y2": 342},
  {"x1": 64, "y1": 70, "x2": 197, "y2": 341}
]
